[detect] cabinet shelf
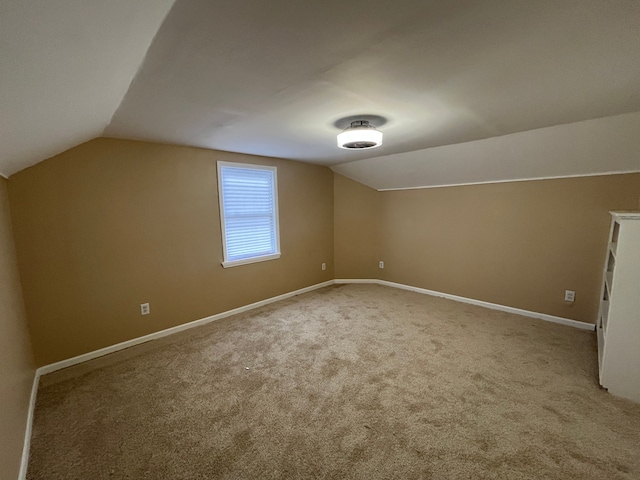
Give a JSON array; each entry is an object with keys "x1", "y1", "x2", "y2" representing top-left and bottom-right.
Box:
[
  {"x1": 600, "y1": 300, "x2": 609, "y2": 333},
  {"x1": 597, "y1": 319, "x2": 604, "y2": 370},
  {"x1": 597, "y1": 211, "x2": 640, "y2": 403},
  {"x1": 604, "y1": 272, "x2": 613, "y2": 293}
]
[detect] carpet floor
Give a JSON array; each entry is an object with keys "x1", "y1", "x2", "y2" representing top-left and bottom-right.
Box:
[{"x1": 28, "y1": 284, "x2": 640, "y2": 479}]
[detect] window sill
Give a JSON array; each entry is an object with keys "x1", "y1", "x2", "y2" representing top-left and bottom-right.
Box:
[{"x1": 221, "y1": 253, "x2": 281, "y2": 268}]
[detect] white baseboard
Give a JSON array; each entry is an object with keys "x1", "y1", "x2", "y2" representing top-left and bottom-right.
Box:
[
  {"x1": 333, "y1": 278, "x2": 379, "y2": 284},
  {"x1": 335, "y1": 278, "x2": 593, "y2": 330},
  {"x1": 21, "y1": 280, "x2": 331, "y2": 479},
  {"x1": 19, "y1": 370, "x2": 40, "y2": 480},
  {"x1": 37, "y1": 280, "x2": 334, "y2": 376},
  {"x1": 35, "y1": 277, "x2": 591, "y2": 378},
  {"x1": 21, "y1": 277, "x2": 591, "y2": 478}
]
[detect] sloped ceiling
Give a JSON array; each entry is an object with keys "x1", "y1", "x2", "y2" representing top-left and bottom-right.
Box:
[
  {"x1": 333, "y1": 111, "x2": 640, "y2": 190},
  {"x1": 3, "y1": 0, "x2": 640, "y2": 188},
  {"x1": 0, "y1": 0, "x2": 175, "y2": 177}
]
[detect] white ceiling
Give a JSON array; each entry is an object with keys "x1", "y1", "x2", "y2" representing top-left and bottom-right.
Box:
[
  {"x1": 3, "y1": 0, "x2": 640, "y2": 188},
  {"x1": 333, "y1": 111, "x2": 640, "y2": 190},
  {"x1": 0, "y1": 0, "x2": 174, "y2": 177}
]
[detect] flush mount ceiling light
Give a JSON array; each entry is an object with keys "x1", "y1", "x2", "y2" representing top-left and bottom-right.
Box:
[{"x1": 337, "y1": 120, "x2": 383, "y2": 150}]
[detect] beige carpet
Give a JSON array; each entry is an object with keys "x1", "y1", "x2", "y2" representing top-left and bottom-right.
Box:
[{"x1": 28, "y1": 284, "x2": 640, "y2": 479}]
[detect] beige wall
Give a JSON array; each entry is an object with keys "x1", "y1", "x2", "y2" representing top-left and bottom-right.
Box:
[
  {"x1": 377, "y1": 174, "x2": 640, "y2": 323},
  {"x1": 0, "y1": 177, "x2": 35, "y2": 480},
  {"x1": 8, "y1": 135, "x2": 640, "y2": 368},
  {"x1": 334, "y1": 174, "x2": 380, "y2": 279},
  {"x1": 9, "y1": 138, "x2": 334, "y2": 366},
  {"x1": 5, "y1": 138, "x2": 639, "y2": 476}
]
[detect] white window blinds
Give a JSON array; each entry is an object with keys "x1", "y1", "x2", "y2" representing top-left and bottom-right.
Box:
[{"x1": 217, "y1": 162, "x2": 280, "y2": 267}]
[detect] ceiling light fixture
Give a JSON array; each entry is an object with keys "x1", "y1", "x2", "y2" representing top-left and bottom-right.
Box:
[{"x1": 337, "y1": 120, "x2": 383, "y2": 150}]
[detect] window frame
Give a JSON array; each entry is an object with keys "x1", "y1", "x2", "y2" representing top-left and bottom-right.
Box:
[{"x1": 217, "y1": 161, "x2": 281, "y2": 268}]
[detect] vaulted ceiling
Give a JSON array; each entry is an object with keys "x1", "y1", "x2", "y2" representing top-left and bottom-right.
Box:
[
  {"x1": 0, "y1": 0, "x2": 175, "y2": 177},
  {"x1": 2, "y1": 0, "x2": 640, "y2": 188}
]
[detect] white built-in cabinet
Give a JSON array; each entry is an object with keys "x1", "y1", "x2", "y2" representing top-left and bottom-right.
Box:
[{"x1": 596, "y1": 211, "x2": 640, "y2": 403}]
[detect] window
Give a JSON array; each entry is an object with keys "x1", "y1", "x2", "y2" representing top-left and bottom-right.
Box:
[{"x1": 217, "y1": 161, "x2": 280, "y2": 268}]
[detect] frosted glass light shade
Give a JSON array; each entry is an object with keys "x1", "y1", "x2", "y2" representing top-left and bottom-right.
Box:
[{"x1": 337, "y1": 121, "x2": 383, "y2": 149}]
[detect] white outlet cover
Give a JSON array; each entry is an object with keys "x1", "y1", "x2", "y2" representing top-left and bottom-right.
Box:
[
  {"x1": 141, "y1": 303, "x2": 150, "y2": 315},
  {"x1": 564, "y1": 290, "x2": 575, "y2": 302}
]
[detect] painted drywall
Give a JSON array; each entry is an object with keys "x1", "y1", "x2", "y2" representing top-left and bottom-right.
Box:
[
  {"x1": 333, "y1": 174, "x2": 380, "y2": 279},
  {"x1": 8, "y1": 138, "x2": 334, "y2": 366},
  {"x1": 332, "y1": 111, "x2": 640, "y2": 190},
  {"x1": 0, "y1": 177, "x2": 35, "y2": 480},
  {"x1": 377, "y1": 174, "x2": 640, "y2": 323},
  {"x1": 0, "y1": 0, "x2": 175, "y2": 177},
  {"x1": 105, "y1": 1, "x2": 640, "y2": 169}
]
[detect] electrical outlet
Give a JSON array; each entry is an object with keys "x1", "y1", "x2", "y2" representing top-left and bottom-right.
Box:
[
  {"x1": 379, "y1": 261, "x2": 384, "y2": 269},
  {"x1": 140, "y1": 303, "x2": 150, "y2": 315},
  {"x1": 564, "y1": 290, "x2": 575, "y2": 302},
  {"x1": 321, "y1": 262, "x2": 326, "y2": 271}
]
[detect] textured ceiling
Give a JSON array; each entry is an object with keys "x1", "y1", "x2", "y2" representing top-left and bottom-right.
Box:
[{"x1": 3, "y1": 0, "x2": 640, "y2": 187}]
